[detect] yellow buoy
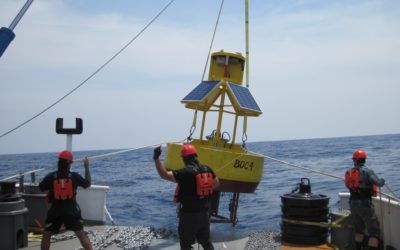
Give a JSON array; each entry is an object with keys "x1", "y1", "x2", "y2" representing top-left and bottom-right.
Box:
[{"x1": 165, "y1": 50, "x2": 264, "y2": 193}]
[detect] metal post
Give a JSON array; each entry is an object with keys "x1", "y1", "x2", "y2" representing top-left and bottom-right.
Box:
[
  {"x1": 200, "y1": 111, "x2": 207, "y2": 141},
  {"x1": 19, "y1": 175, "x2": 25, "y2": 193},
  {"x1": 66, "y1": 134, "x2": 73, "y2": 151},
  {"x1": 30, "y1": 172, "x2": 36, "y2": 184},
  {"x1": 245, "y1": 0, "x2": 250, "y2": 88},
  {"x1": 242, "y1": 0, "x2": 250, "y2": 145},
  {"x1": 215, "y1": 84, "x2": 226, "y2": 144}
]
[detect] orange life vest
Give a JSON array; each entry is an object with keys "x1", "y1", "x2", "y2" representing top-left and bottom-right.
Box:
[
  {"x1": 345, "y1": 167, "x2": 377, "y2": 197},
  {"x1": 53, "y1": 173, "x2": 73, "y2": 200},
  {"x1": 345, "y1": 168, "x2": 360, "y2": 189},
  {"x1": 196, "y1": 171, "x2": 213, "y2": 197},
  {"x1": 173, "y1": 165, "x2": 214, "y2": 203}
]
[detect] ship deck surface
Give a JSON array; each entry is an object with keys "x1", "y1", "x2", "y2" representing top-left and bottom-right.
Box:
[{"x1": 22, "y1": 225, "x2": 336, "y2": 250}]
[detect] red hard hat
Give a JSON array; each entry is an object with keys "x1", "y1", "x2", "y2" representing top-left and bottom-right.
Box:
[
  {"x1": 58, "y1": 150, "x2": 73, "y2": 162},
  {"x1": 352, "y1": 150, "x2": 367, "y2": 161},
  {"x1": 181, "y1": 144, "x2": 197, "y2": 157}
]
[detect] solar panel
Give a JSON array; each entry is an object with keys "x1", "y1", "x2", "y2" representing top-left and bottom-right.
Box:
[
  {"x1": 182, "y1": 81, "x2": 220, "y2": 102},
  {"x1": 227, "y1": 82, "x2": 261, "y2": 113}
]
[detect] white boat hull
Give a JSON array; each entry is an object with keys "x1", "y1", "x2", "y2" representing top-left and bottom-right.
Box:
[{"x1": 338, "y1": 192, "x2": 400, "y2": 249}]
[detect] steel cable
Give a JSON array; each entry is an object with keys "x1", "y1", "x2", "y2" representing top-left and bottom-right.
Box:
[
  {"x1": 201, "y1": 0, "x2": 224, "y2": 81},
  {"x1": 0, "y1": 0, "x2": 176, "y2": 139}
]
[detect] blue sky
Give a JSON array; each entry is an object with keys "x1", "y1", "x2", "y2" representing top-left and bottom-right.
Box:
[{"x1": 0, "y1": 0, "x2": 399, "y2": 154}]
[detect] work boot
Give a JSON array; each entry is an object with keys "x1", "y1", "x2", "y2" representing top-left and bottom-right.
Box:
[{"x1": 355, "y1": 242, "x2": 363, "y2": 250}]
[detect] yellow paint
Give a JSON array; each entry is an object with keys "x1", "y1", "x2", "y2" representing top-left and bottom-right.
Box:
[
  {"x1": 164, "y1": 140, "x2": 264, "y2": 184},
  {"x1": 208, "y1": 51, "x2": 245, "y2": 84},
  {"x1": 176, "y1": 48, "x2": 263, "y2": 193},
  {"x1": 280, "y1": 243, "x2": 334, "y2": 250}
]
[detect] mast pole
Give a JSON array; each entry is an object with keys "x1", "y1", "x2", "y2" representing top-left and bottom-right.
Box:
[
  {"x1": 245, "y1": 0, "x2": 250, "y2": 88},
  {"x1": 242, "y1": 0, "x2": 250, "y2": 145}
]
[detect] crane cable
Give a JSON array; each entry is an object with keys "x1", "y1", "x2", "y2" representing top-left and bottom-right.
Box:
[
  {"x1": 0, "y1": 0, "x2": 176, "y2": 139},
  {"x1": 201, "y1": 0, "x2": 224, "y2": 82}
]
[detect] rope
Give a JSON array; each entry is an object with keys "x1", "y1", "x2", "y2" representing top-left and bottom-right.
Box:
[
  {"x1": 201, "y1": 0, "x2": 224, "y2": 82},
  {"x1": 248, "y1": 150, "x2": 400, "y2": 202},
  {"x1": 0, "y1": 0, "x2": 176, "y2": 139},
  {"x1": 0, "y1": 168, "x2": 47, "y2": 182},
  {"x1": 74, "y1": 139, "x2": 185, "y2": 162},
  {"x1": 1, "y1": 139, "x2": 185, "y2": 182},
  {"x1": 249, "y1": 150, "x2": 343, "y2": 180},
  {"x1": 385, "y1": 184, "x2": 399, "y2": 200},
  {"x1": 282, "y1": 214, "x2": 352, "y2": 229}
]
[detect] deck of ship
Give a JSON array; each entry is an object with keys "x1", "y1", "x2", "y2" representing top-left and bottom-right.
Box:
[
  {"x1": 21, "y1": 225, "x2": 337, "y2": 250},
  {"x1": 22, "y1": 225, "x2": 251, "y2": 250}
]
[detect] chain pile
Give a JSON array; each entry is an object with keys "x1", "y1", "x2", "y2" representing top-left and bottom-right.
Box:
[
  {"x1": 61, "y1": 226, "x2": 178, "y2": 250},
  {"x1": 245, "y1": 231, "x2": 281, "y2": 250}
]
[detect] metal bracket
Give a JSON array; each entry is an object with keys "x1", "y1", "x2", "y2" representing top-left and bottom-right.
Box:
[{"x1": 56, "y1": 118, "x2": 83, "y2": 134}]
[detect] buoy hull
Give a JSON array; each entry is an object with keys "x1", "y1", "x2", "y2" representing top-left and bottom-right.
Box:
[{"x1": 164, "y1": 142, "x2": 264, "y2": 193}]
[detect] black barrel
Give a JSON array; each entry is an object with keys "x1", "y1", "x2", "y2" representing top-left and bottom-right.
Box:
[
  {"x1": 0, "y1": 181, "x2": 28, "y2": 249},
  {"x1": 280, "y1": 178, "x2": 330, "y2": 245}
]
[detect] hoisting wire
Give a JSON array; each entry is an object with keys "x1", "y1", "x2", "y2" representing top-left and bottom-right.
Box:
[
  {"x1": 201, "y1": 0, "x2": 224, "y2": 82},
  {"x1": 0, "y1": 0, "x2": 176, "y2": 139},
  {"x1": 248, "y1": 150, "x2": 400, "y2": 201}
]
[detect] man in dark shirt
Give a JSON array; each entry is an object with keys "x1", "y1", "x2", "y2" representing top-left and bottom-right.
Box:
[
  {"x1": 345, "y1": 149, "x2": 385, "y2": 250},
  {"x1": 153, "y1": 144, "x2": 220, "y2": 250},
  {"x1": 39, "y1": 150, "x2": 93, "y2": 250}
]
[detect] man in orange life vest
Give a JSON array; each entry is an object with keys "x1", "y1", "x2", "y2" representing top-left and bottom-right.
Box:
[
  {"x1": 39, "y1": 150, "x2": 93, "y2": 250},
  {"x1": 345, "y1": 149, "x2": 385, "y2": 250},
  {"x1": 153, "y1": 144, "x2": 220, "y2": 250}
]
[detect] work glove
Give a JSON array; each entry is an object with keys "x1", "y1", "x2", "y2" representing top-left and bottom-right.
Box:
[{"x1": 153, "y1": 146, "x2": 162, "y2": 160}]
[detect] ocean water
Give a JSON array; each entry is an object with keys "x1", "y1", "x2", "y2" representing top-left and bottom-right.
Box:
[{"x1": 1, "y1": 134, "x2": 399, "y2": 234}]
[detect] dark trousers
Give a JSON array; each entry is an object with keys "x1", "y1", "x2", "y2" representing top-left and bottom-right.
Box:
[
  {"x1": 178, "y1": 211, "x2": 214, "y2": 250},
  {"x1": 350, "y1": 199, "x2": 380, "y2": 237}
]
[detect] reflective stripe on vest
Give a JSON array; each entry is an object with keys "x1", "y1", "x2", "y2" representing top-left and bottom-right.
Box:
[
  {"x1": 195, "y1": 172, "x2": 213, "y2": 197},
  {"x1": 53, "y1": 178, "x2": 73, "y2": 200}
]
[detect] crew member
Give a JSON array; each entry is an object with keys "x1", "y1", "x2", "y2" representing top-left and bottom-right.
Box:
[
  {"x1": 39, "y1": 150, "x2": 93, "y2": 250},
  {"x1": 345, "y1": 149, "x2": 385, "y2": 250},
  {"x1": 153, "y1": 144, "x2": 220, "y2": 250}
]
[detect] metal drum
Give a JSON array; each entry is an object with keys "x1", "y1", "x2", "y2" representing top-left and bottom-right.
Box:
[
  {"x1": 281, "y1": 178, "x2": 330, "y2": 245},
  {"x1": 0, "y1": 181, "x2": 28, "y2": 249}
]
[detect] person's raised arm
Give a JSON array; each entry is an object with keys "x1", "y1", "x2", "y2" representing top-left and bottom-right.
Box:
[{"x1": 153, "y1": 146, "x2": 176, "y2": 183}]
